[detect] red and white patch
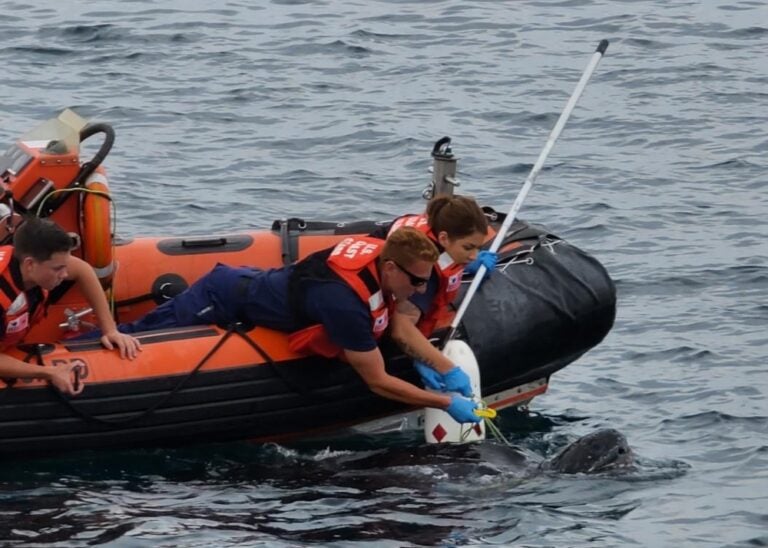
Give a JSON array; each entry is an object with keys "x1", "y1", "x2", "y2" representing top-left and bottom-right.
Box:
[
  {"x1": 6, "y1": 313, "x2": 29, "y2": 334},
  {"x1": 373, "y1": 310, "x2": 389, "y2": 333},
  {"x1": 446, "y1": 273, "x2": 461, "y2": 292}
]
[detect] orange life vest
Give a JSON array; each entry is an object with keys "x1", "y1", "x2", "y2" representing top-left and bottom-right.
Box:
[
  {"x1": 388, "y1": 214, "x2": 465, "y2": 336},
  {"x1": 287, "y1": 237, "x2": 394, "y2": 358},
  {"x1": 0, "y1": 246, "x2": 47, "y2": 350}
]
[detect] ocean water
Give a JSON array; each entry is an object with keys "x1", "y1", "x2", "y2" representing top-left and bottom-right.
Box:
[{"x1": 0, "y1": 0, "x2": 766, "y2": 546}]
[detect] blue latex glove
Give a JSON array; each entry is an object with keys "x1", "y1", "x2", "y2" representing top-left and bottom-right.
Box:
[
  {"x1": 414, "y1": 360, "x2": 444, "y2": 391},
  {"x1": 464, "y1": 250, "x2": 498, "y2": 280},
  {"x1": 446, "y1": 394, "x2": 481, "y2": 424},
  {"x1": 442, "y1": 366, "x2": 473, "y2": 397}
]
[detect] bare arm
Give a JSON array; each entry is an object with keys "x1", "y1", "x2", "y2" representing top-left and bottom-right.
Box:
[
  {"x1": 0, "y1": 352, "x2": 82, "y2": 395},
  {"x1": 344, "y1": 347, "x2": 451, "y2": 409},
  {"x1": 65, "y1": 256, "x2": 141, "y2": 359},
  {"x1": 395, "y1": 299, "x2": 422, "y2": 325},
  {"x1": 389, "y1": 310, "x2": 453, "y2": 373}
]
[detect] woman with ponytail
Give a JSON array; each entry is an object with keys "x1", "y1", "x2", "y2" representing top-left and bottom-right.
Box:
[{"x1": 374, "y1": 195, "x2": 497, "y2": 398}]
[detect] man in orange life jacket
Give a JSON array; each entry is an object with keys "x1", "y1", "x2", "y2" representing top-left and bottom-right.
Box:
[
  {"x1": 370, "y1": 195, "x2": 497, "y2": 399},
  {"x1": 113, "y1": 227, "x2": 481, "y2": 423},
  {"x1": 0, "y1": 217, "x2": 141, "y2": 395}
]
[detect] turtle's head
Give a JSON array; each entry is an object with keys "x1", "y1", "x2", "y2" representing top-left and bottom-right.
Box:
[{"x1": 549, "y1": 428, "x2": 634, "y2": 474}]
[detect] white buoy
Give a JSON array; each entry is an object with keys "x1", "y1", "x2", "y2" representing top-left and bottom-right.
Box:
[{"x1": 423, "y1": 339, "x2": 485, "y2": 444}]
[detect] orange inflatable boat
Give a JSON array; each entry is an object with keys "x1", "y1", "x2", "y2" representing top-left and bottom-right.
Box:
[{"x1": 0, "y1": 111, "x2": 616, "y2": 458}]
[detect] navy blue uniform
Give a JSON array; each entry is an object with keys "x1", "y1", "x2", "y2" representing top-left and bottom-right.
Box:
[{"x1": 116, "y1": 263, "x2": 377, "y2": 352}]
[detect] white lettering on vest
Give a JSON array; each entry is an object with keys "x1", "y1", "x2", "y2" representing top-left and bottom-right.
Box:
[
  {"x1": 330, "y1": 237, "x2": 355, "y2": 257},
  {"x1": 391, "y1": 216, "x2": 429, "y2": 233},
  {"x1": 342, "y1": 240, "x2": 378, "y2": 259}
]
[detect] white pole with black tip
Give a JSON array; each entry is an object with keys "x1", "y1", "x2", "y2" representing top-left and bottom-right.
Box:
[{"x1": 426, "y1": 39, "x2": 610, "y2": 444}]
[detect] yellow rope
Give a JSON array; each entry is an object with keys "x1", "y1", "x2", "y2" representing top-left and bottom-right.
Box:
[
  {"x1": 34, "y1": 186, "x2": 110, "y2": 216},
  {"x1": 451, "y1": 401, "x2": 511, "y2": 444},
  {"x1": 483, "y1": 414, "x2": 512, "y2": 446},
  {"x1": 461, "y1": 400, "x2": 513, "y2": 446}
]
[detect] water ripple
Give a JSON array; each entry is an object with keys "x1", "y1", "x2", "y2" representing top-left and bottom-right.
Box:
[{"x1": 0, "y1": 0, "x2": 766, "y2": 545}]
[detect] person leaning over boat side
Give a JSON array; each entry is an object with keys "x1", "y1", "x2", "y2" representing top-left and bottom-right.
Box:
[
  {"x1": 108, "y1": 227, "x2": 481, "y2": 423},
  {"x1": 0, "y1": 217, "x2": 141, "y2": 396},
  {"x1": 370, "y1": 195, "x2": 497, "y2": 397}
]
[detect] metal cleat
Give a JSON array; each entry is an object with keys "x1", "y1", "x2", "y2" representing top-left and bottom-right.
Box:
[{"x1": 59, "y1": 307, "x2": 96, "y2": 332}]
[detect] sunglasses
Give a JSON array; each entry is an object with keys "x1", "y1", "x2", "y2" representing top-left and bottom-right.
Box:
[{"x1": 392, "y1": 260, "x2": 430, "y2": 288}]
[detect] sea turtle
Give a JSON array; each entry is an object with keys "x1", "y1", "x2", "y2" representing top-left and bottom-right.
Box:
[
  {"x1": 540, "y1": 428, "x2": 634, "y2": 474},
  {"x1": 326, "y1": 428, "x2": 635, "y2": 485}
]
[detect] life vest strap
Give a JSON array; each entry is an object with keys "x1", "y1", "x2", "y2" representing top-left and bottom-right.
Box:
[{"x1": 0, "y1": 275, "x2": 16, "y2": 304}]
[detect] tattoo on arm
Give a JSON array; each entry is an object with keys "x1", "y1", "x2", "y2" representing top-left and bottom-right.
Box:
[{"x1": 392, "y1": 335, "x2": 437, "y2": 367}]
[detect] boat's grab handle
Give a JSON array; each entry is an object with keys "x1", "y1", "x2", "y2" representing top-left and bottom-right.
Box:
[{"x1": 181, "y1": 237, "x2": 227, "y2": 248}]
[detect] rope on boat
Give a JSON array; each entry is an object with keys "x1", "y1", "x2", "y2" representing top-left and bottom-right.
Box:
[
  {"x1": 16, "y1": 325, "x2": 501, "y2": 433},
  {"x1": 231, "y1": 327, "x2": 330, "y2": 402},
  {"x1": 47, "y1": 325, "x2": 239, "y2": 427},
  {"x1": 38, "y1": 322, "x2": 327, "y2": 428},
  {"x1": 34, "y1": 186, "x2": 112, "y2": 217}
]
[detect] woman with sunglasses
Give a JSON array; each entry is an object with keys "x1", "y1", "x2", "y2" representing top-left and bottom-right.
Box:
[{"x1": 373, "y1": 195, "x2": 497, "y2": 399}]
